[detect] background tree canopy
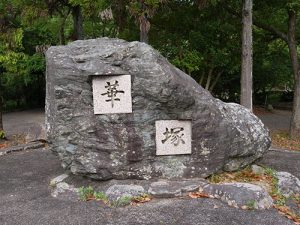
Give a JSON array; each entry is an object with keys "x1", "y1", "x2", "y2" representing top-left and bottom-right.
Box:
[{"x1": 0, "y1": 0, "x2": 298, "y2": 121}]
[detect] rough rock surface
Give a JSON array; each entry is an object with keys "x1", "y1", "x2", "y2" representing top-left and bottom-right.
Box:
[
  {"x1": 50, "y1": 174, "x2": 69, "y2": 187},
  {"x1": 251, "y1": 164, "x2": 265, "y2": 175},
  {"x1": 46, "y1": 38, "x2": 271, "y2": 180},
  {"x1": 148, "y1": 179, "x2": 207, "y2": 198},
  {"x1": 200, "y1": 182, "x2": 274, "y2": 209},
  {"x1": 51, "y1": 182, "x2": 78, "y2": 200},
  {"x1": 276, "y1": 171, "x2": 300, "y2": 197}
]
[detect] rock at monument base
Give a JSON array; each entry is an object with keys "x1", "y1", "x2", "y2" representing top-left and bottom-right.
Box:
[
  {"x1": 200, "y1": 182, "x2": 273, "y2": 209},
  {"x1": 50, "y1": 173, "x2": 69, "y2": 187},
  {"x1": 276, "y1": 171, "x2": 300, "y2": 197},
  {"x1": 46, "y1": 38, "x2": 271, "y2": 180},
  {"x1": 105, "y1": 184, "x2": 145, "y2": 201},
  {"x1": 148, "y1": 179, "x2": 207, "y2": 198},
  {"x1": 51, "y1": 182, "x2": 78, "y2": 201},
  {"x1": 251, "y1": 164, "x2": 265, "y2": 175}
]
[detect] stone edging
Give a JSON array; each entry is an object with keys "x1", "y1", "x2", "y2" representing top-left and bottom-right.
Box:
[
  {"x1": 0, "y1": 141, "x2": 46, "y2": 156},
  {"x1": 269, "y1": 147, "x2": 300, "y2": 153},
  {"x1": 50, "y1": 175, "x2": 275, "y2": 210}
]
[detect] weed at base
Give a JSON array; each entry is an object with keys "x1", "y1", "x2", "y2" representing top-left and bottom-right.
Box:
[{"x1": 78, "y1": 186, "x2": 150, "y2": 207}]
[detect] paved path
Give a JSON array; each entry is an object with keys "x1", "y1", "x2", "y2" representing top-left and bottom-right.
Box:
[
  {"x1": 0, "y1": 148, "x2": 295, "y2": 225},
  {"x1": 257, "y1": 109, "x2": 292, "y2": 132},
  {"x1": 2, "y1": 109, "x2": 45, "y2": 141},
  {"x1": 0, "y1": 109, "x2": 299, "y2": 224},
  {"x1": 258, "y1": 149, "x2": 300, "y2": 178}
]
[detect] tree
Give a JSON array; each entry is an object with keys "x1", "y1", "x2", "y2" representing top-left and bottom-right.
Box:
[
  {"x1": 287, "y1": 4, "x2": 300, "y2": 139},
  {"x1": 151, "y1": 0, "x2": 241, "y2": 98},
  {"x1": 0, "y1": 76, "x2": 3, "y2": 132},
  {"x1": 253, "y1": 1, "x2": 300, "y2": 139},
  {"x1": 71, "y1": 4, "x2": 83, "y2": 40},
  {"x1": 45, "y1": 0, "x2": 70, "y2": 44},
  {"x1": 0, "y1": 0, "x2": 47, "y2": 135},
  {"x1": 0, "y1": 0, "x2": 22, "y2": 134},
  {"x1": 111, "y1": 0, "x2": 129, "y2": 33},
  {"x1": 240, "y1": 0, "x2": 253, "y2": 111},
  {"x1": 225, "y1": 0, "x2": 300, "y2": 138},
  {"x1": 128, "y1": 0, "x2": 166, "y2": 43},
  {"x1": 46, "y1": 0, "x2": 84, "y2": 41}
]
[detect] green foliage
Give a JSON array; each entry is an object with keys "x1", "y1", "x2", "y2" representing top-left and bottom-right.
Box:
[
  {"x1": 172, "y1": 48, "x2": 203, "y2": 75},
  {"x1": 264, "y1": 167, "x2": 287, "y2": 206},
  {"x1": 0, "y1": 130, "x2": 5, "y2": 139},
  {"x1": 208, "y1": 174, "x2": 222, "y2": 183},
  {"x1": 245, "y1": 200, "x2": 256, "y2": 210},
  {"x1": 78, "y1": 186, "x2": 95, "y2": 201},
  {"x1": 78, "y1": 186, "x2": 149, "y2": 207},
  {"x1": 0, "y1": 0, "x2": 48, "y2": 112},
  {"x1": 111, "y1": 196, "x2": 133, "y2": 207},
  {"x1": 0, "y1": 0, "x2": 297, "y2": 111},
  {"x1": 287, "y1": 0, "x2": 300, "y2": 11},
  {"x1": 128, "y1": 0, "x2": 162, "y2": 17},
  {"x1": 110, "y1": 194, "x2": 150, "y2": 207},
  {"x1": 94, "y1": 191, "x2": 109, "y2": 202},
  {"x1": 78, "y1": 186, "x2": 109, "y2": 202},
  {"x1": 3, "y1": 100, "x2": 18, "y2": 112},
  {"x1": 293, "y1": 194, "x2": 300, "y2": 202},
  {"x1": 150, "y1": 1, "x2": 242, "y2": 98}
]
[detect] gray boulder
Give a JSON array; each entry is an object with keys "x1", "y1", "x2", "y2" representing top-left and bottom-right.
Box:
[
  {"x1": 105, "y1": 184, "x2": 145, "y2": 201},
  {"x1": 200, "y1": 182, "x2": 273, "y2": 209},
  {"x1": 46, "y1": 38, "x2": 271, "y2": 180},
  {"x1": 276, "y1": 171, "x2": 300, "y2": 197},
  {"x1": 148, "y1": 179, "x2": 207, "y2": 198},
  {"x1": 251, "y1": 164, "x2": 265, "y2": 175}
]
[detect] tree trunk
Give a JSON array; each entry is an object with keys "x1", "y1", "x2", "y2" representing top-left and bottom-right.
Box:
[
  {"x1": 139, "y1": 1, "x2": 150, "y2": 43},
  {"x1": 199, "y1": 71, "x2": 205, "y2": 86},
  {"x1": 209, "y1": 71, "x2": 223, "y2": 92},
  {"x1": 72, "y1": 5, "x2": 83, "y2": 40},
  {"x1": 0, "y1": 92, "x2": 3, "y2": 131},
  {"x1": 59, "y1": 11, "x2": 69, "y2": 45},
  {"x1": 287, "y1": 10, "x2": 300, "y2": 139},
  {"x1": 240, "y1": 0, "x2": 253, "y2": 111},
  {"x1": 59, "y1": 17, "x2": 67, "y2": 45},
  {"x1": 140, "y1": 16, "x2": 149, "y2": 43},
  {"x1": 111, "y1": 0, "x2": 127, "y2": 33},
  {"x1": 205, "y1": 68, "x2": 213, "y2": 90}
]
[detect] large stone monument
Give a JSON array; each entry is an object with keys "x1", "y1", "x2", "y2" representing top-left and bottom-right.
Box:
[{"x1": 46, "y1": 38, "x2": 271, "y2": 180}]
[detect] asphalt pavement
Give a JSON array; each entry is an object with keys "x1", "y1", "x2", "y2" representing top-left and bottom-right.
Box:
[
  {"x1": 258, "y1": 109, "x2": 292, "y2": 131},
  {"x1": 0, "y1": 148, "x2": 296, "y2": 225},
  {"x1": 2, "y1": 108, "x2": 45, "y2": 142},
  {"x1": 0, "y1": 108, "x2": 299, "y2": 225}
]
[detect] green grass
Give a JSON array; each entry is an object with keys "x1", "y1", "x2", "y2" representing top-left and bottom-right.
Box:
[{"x1": 78, "y1": 186, "x2": 149, "y2": 207}]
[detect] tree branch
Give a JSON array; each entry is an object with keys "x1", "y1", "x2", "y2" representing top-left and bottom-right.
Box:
[
  {"x1": 223, "y1": 3, "x2": 288, "y2": 43},
  {"x1": 254, "y1": 21, "x2": 288, "y2": 42}
]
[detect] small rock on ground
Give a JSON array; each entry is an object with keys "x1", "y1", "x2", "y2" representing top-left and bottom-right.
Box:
[
  {"x1": 51, "y1": 182, "x2": 78, "y2": 200},
  {"x1": 148, "y1": 179, "x2": 207, "y2": 198},
  {"x1": 276, "y1": 171, "x2": 300, "y2": 197},
  {"x1": 200, "y1": 182, "x2": 273, "y2": 209},
  {"x1": 251, "y1": 164, "x2": 265, "y2": 175},
  {"x1": 105, "y1": 184, "x2": 145, "y2": 201},
  {"x1": 50, "y1": 174, "x2": 69, "y2": 186}
]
